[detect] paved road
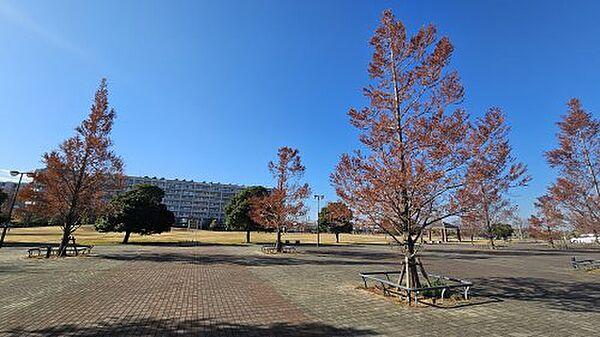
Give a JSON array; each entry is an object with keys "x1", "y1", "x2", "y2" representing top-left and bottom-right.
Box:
[{"x1": 0, "y1": 242, "x2": 598, "y2": 336}]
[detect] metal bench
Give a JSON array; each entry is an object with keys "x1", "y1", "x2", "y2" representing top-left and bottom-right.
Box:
[
  {"x1": 27, "y1": 245, "x2": 94, "y2": 258},
  {"x1": 261, "y1": 245, "x2": 296, "y2": 254},
  {"x1": 359, "y1": 270, "x2": 472, "y2": 305},
  {"x1": 571, "y1": 257, "x2": 600, "y2": 270}
]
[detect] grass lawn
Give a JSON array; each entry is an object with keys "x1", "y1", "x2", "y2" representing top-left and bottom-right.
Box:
[{"x1": 5, "y1": 225, "x2": 398, "y2": 246}]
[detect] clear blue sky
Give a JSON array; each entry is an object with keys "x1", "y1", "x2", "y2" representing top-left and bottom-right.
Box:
[{"x1": 1, "y1": 0, "x2": 599, "y2": 219}]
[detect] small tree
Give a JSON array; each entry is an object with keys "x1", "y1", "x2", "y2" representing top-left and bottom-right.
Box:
[
  {"x1": 95, "y1": 184, "x2": 174, "y2": 244},
  {"x1": 225, "y1": 186, "x2": 269, "y2": 243},
  {"x1": 490, "y1": 223, "x2": 513, "y2": 241},
  {"x1": 459, "y1": 108, "x2": 530, "y2": 248},
  {"x1": 538, "y1": 99, "x2": 599, "y2": 235},
  {"x1": 250, "y1": 147, "x2": 310, "y2": 252},
  {"x1": 318, "y1": 201, "x2": 353, "y2": 243},
  {"x1": 529, "y1": 195, "x2": 565, "y2": 247}
]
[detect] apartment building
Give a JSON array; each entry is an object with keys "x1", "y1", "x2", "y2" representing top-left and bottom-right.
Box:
[
  {"x1": 0, "y1": 181, "x2": 18, "y2": 197},
  {"x1": 125, "y1": 176, "x2": 246, "y2": 227}
]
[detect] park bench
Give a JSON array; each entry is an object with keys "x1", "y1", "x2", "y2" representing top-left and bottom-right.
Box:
[
  {"x1": 261, "y1": 245, "x2": 296, "y2": 254},
  {"x1": 27, "y1": 245, "x2": 94, "y2": 258},
  {"x1": 571, "y1": 257, "x2": 600, "y2": 270},
  {"x1": 359, "y1": 270, "x2": 472, "y2": 305}
]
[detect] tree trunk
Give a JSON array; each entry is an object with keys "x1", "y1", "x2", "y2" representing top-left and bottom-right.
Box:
[
  {"x1": 335, "y1": 232, "x2": 339, "y2": 243},
  {"x1": 0, "y1": 226, "x2": 8, "y2": 248},
  {"x1": 404, "y1": 237, "x2": 422, "y2": 289},
  {"x1": 275, "y1": 227, "x2": 282, "y2": 252},
  {"x1": 489, "y1": 235, "x2": 495, "y2": 248},
  {"x1": 246, "y1": 229, "x2": 251, "y2": 243},
  {"x1": 57, "y1": 226, "x2": 72, "y2": 257},
  {"x1": 122, "y1": 231, "x2": 131, "y2": 244}
]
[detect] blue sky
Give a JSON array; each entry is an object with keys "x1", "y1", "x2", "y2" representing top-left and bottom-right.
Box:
[{"x1": 1, "y1": 0, "x2": 599, "y2": 219}]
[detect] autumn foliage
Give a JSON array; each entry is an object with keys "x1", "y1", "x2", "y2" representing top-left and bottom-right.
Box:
[
  {"x1": 250, "y1": 147, "x2": 310, "y2": 252},
  {"x1": 459, "y1": 108, "x2": 530, "y2": 247},
  {"x1": 318, "y1": 201, "x2": 353, "y2": 243},
  {"x1": 529, "y1": 195, "x2": 565, "y2": 246},
  {"x1": 530, "y1": 99, "x2": 599, "y2": 242},
  {"x1": 332, "y1": 10, "x2": 526, "y2": 287},
  {"x1": 27, "y1": 79, "x2": 123, "y2": 255}
]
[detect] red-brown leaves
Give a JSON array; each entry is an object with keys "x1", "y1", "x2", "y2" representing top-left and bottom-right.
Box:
[
  {"x1": 333, "y1": 10, "x2": 528, "y2": 250},
  {"x1": 531, "y1": 99, "x2": 599, "y2": 235},
  {"x1": 326, "y1": 201, "x2": 353, "y2": 225},
  {"x1": 333, "y1": 10, "x2": 474, "y2": 242},
  {"x1": 28, "y1": 79, "x2": 123, "y2": 232},
  {"x1": 529, "y1": 195, "x2": 565, "y2": 244},
  {"x1": 250, "y1": 147, "x2": 310, "y2": 230},
  {"x1": 459, "y1": 108, "x2": 529, "y2": 240}
]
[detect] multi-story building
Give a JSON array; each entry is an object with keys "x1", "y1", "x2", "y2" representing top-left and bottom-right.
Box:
[
  {"x1": 0, "y1": 181, "x2": 18, "y2": 195},
  {"x1": 125, "y1": 176, "x2": 246, "y2": 227}
]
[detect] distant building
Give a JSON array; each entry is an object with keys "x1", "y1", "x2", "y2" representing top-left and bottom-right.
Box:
[
  {"x1": 124, "y1": 176, "x2": 246, "y2": 227},
  {"x1": 0, "y1": 181, "x2": 18, "y2": 197}
]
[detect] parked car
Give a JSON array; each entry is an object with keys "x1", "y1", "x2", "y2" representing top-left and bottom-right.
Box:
[{"x1": 570, "y1": 233, "x2": 599, "y2": 244}]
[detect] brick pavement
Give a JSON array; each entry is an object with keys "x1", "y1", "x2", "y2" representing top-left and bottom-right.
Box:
[{"x1": 0, "y1": 242, "x2": 598, "y2": 336}]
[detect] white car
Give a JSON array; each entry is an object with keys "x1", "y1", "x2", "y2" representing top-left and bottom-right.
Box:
[{"x1": 570, "y1": 234, "x2": 599, "y2": 244}]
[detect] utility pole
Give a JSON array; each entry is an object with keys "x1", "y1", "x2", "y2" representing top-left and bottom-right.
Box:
[{"x1": 313, "y1": 194, "x2": 324, "y2": 247}]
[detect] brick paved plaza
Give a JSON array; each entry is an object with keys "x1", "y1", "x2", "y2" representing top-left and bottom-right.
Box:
[{"x1": 1, "y1": 242, "x2": 598, "y2": 336}]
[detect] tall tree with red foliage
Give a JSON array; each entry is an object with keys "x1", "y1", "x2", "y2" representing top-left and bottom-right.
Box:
[
  {"x1": 530, "y1": 99, "x2": 599, "y2": 240},
  {"x1": 250, "y1": 147, "x2": 310, "y2": 252},
  {"x1": 459, "y1": 108, "x2": 530, "y2": 247},
  {"x1": 30, "y1": 79, "x2": 124, "y2": 256},
  {"x1": 332, "y1": 10, "x2": 475, "y2": 289}
]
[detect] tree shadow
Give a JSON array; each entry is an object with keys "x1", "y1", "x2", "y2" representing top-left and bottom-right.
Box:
[
  {"x1": 421, "y1": 246, "x2": 600, "y2": 261},
  {"x1": 95, "y1": 251, "x2": 397, "y2": 267},
  {"x1": 1, "y1": 242, "x2": 58, "y2": 248},
  {"x1": 303, "y1": 248, "x2": 400, "y2": 261},
  {"x1": 2, "y1": 317, "x2": 377, "y2": 337},
  {"x1": 130, "y1": 241, "x2": 248, "y2": 248},
  {"x1": 472, "y1": 276, "x2": 600, "y2": 312}
]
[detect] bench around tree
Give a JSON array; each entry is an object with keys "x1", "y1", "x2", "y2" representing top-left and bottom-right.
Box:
[{"x1": 360, "y1": 270, "x2": 472, "y2": 305}]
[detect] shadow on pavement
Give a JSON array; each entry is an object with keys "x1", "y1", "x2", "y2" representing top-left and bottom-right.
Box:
[
  {"x1": 2, "y1": 318, "x2": 378, "y2": 337},
  {"x1": 473, "y1": 276, "x2": 600, "y2": 313},
  {"x1": 95, "y1": 250, "x2": 398, "y2": 267}
]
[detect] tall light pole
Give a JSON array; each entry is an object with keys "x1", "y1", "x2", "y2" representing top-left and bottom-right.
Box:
[
  {"x1": 314, "y1": 194, "x2": 324, "y2": 247},
  {"x1": 0, "y1": 170, "x2": 35, "y2": 248}
]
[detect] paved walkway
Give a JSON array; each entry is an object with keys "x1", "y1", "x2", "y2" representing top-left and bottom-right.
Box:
[{"x1": 0, "y1": 242, "x2": 598, "y2": 336}]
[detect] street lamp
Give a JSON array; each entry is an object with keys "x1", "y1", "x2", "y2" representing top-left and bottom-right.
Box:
[
  {"x1": 0, "y1": 170, "x2": 35, "y2": 248},
  {"x1": 313, "y1": 194, "x2": 324, "y2": 247}
]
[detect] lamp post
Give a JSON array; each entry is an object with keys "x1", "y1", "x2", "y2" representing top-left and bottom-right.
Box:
[
  {"x1": 314, "y1": 194, "x2": 324, "y2": 247},
  {"x1": 0, "y1": 170, "x2": 35, "y2": 249}
]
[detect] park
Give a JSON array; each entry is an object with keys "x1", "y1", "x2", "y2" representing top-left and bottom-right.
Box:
[
  {"x1": 1, "y1": 2, "x2": 600, "y2": 337},
  {"x1": 1, "y1": 227, "x2": 599, "y2": 336}
]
